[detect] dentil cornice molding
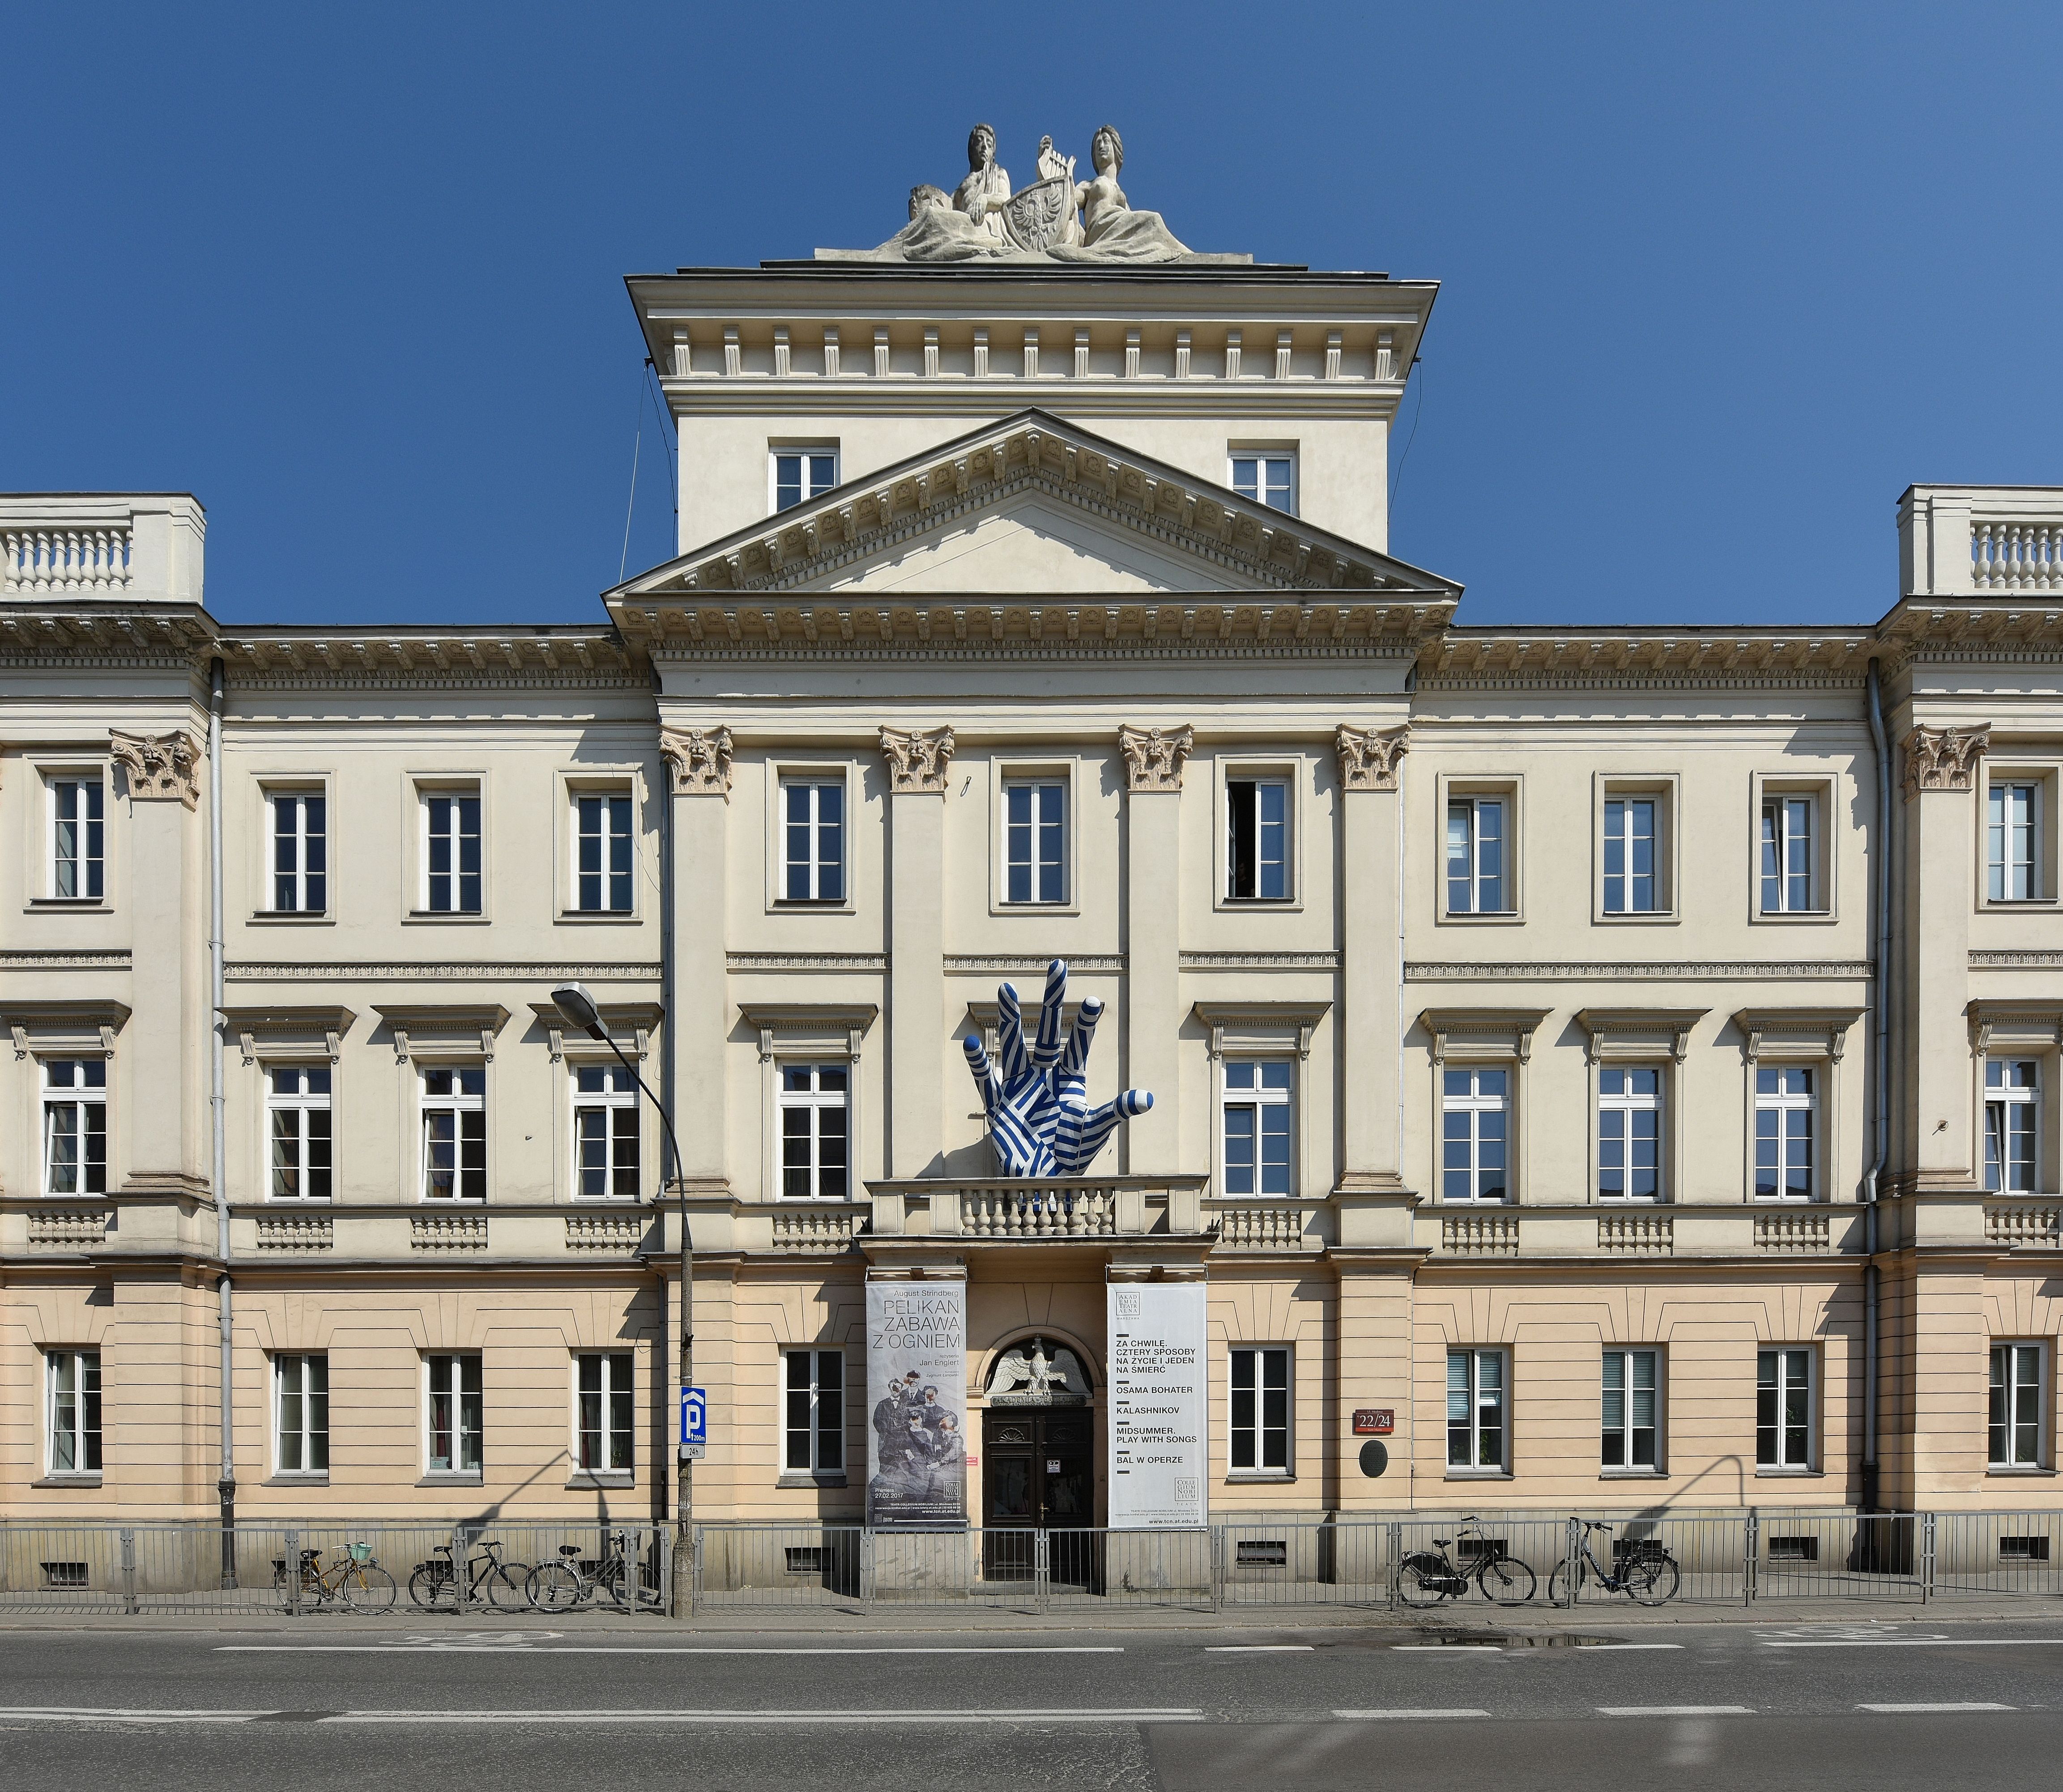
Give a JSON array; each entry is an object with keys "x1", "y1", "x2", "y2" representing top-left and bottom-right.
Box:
[
  {"x1": 109, "y1": 728, "x2": 200, "y2": 808},
  {"x1": 1901, "y1": 722, "x2": 1990, "y2": 799},
  {"x1": 661, "y1": 724, "x2": 734, "y2": 797},
  {"x1": 1336, "y1": 722, "x2": 1409, "y2": 792},
  {"x1": 1117, "y1": 724, "x2": 1193, "y2": 792},
  {"x1": 880, "y1": 725, "x2": 955, "y2": 793}
]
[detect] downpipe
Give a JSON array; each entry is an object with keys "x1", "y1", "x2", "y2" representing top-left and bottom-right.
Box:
[
  {"x1": 1862, "y1": 659, "x2": 1892, "y2": 1515},
  {"x1": 210, "y1": 659, "x2": 235, "y2": 1583}
]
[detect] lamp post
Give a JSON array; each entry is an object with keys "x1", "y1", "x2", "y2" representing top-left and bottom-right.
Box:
[{"x1": 551, "y1": 981, "x2": 693, "y2": 1617}]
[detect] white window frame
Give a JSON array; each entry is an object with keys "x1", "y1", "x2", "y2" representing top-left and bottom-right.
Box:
[
  {"x1": 45, "y1": 771, "x2": 105, "y2": 903},
  {"x1": 1757, "y1": 1345, "x2": 1816, "y2": 1472},
  {"x1": 425, "y1": 1353, "x2": 483, "y2": 1477},
  {"x1": 570, "y1": 785, "x2": 635, "y2": 915},
  {"x1": 574, "y1": 1351, "x2": 635, "y2": 1478},
  {"x1": 783, "y1": 1348, "x2": 846, "y2": 1476},
  {"x1": 572, "y1": 1061, "x2": 640, "y2": 1200},
  {"x1": 1228, "y1": 1344, "x2": 1292, "y2": 1477},
  {"x1": 44, "y1": 1348, "x2": 101, "y2": 1478},
  {"x1": 1445, "y1": 792, "x2": 1512, "y2": 917},
  {"x1": 777, "y1": 1061, "x2": 851, "y2": 1201},
  {"x1": 1440, "y1": 1065, "x2": 1511, "y2": 1203},
  {"x1": 1228, "y1": 447, "x2": 1297, "y2": 516},
  {"x1": 1990, "y1": 1341, "x2": 2048, "y2": 1470},
  {"x1": 1601, "y1": 1347, "x2": 1662, "y2": 1473},
  {"x1": 416, "y1": 781, "x2": 484, "y2": 916},
  {"x1": 267, "y1": 1064, "x2": 333, "y2": 1201},
  {"x1": 1759, "y1": 791, "x2": 1817, "y2": 915},
  {"x1": 419, "y1": 1062, "x2": 487, "y2": 1201},
  {"x1": 1596, "y1": 1064, "x2": 1666, "y2": 1202},
  {"x1": 775, "y1": 771, "x2": 849, "y2": 907},
  {"x1": 1001, "y1": 775, "x2": 1069, "y2": 907},
  {"x1": 273, "y1": 1352, "x2": 329, "y2": 1478},
  {"x1": 1985, "y1": 1058, "x2": 2039, "y2": 1195},
  {"x1": 41, "y1": 1056, "x2": 108, "y2": 1197},
  {"x1": 1222, "y1": 767, "x2": 1296, "y2": 905},
  {"x1": 1986, "y1": 777, "x2": 2043, "y2": 904},
  {"x1": 1594, "y1": 776, "x2": 1679, "y2": 923},
  {"x1": 1750, "y1": 773, "x2": 1838, "y2": 924},
  {"x1": 1220, "y1": 1057, "x2": 1295, "y2": 1198},
  {"x1": 1447, "y1": 1346, "x2": 1508, "y2": 1474},
  {"x1": 1753, "y1": 1064, "x2": 1817, "y2": 1201},
  {"x1": 266, "y1": 787, "x2": 328, "y2": 915},
  {"x1": 770, "y1": 444, "x2": 840, "y2": 515}
]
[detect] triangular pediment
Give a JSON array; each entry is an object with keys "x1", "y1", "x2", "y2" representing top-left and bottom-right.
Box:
[{"x1": 609, "y1": 410, "x2": 1458, "y2": 601}]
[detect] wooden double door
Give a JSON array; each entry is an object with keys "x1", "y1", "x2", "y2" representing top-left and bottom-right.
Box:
[{"x1": 980, "y1": 1407, "x2": 1097, "y2": 1585}]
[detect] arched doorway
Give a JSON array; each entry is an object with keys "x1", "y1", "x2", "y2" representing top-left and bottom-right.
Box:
[{"x1": 980, "y1": 1337, "x2": 1095, "y2": 1585}]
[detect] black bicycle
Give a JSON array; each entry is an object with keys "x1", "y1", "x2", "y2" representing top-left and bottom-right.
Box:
[
  {"x1": 1547, "y1": 1519, "x2": 1681, "y2": 1605},
  {"x1": 526, "y1": 1529, "x2": 663, "y2": 1613},
  {"x1": 1397, "y1": 1516, "x2": 1538, "y2": 1606},
  {"x1": 408, "y1": 1537, "x2": 530, "y2": 1611}
]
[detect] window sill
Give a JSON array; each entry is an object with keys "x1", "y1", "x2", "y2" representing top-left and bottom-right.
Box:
[
  {"x1": 266, "y1": 1475, "x2": 329, "y2": 1488},
  {"x1": 1593, "y1": 912, "x2": 1681, "y2": 926},
  {"x1": 557, "y1": 910, "x2": 639, "y2": 924},
  {"x1": 1754, "y1": 1467, "x2": 1823, "y2": 1478},
  {"x1": 992, "y1": 902, "x2": 1082, "y2": 918},
  {"x1": 1981, "y1": 898, "x2": 2060, "y2": 910},
  {"x1": 1986, "y1": 1466, "x2": 2058, "y2": 1477},
  {"x1": 1751, "y1": 910, "x2": 1836, "y2": 924},
  {"x1": 776, "y1": 1472, "x2": 849, "y2": 1489},
  {"x1": 1444, "y1": 1468, "x2": 1512, "y2": 1480},
  {"x1": 1600, "y1": 1468, "x2": 1667, "y2": 1479},
  {"x1": 32, "y1": 1476, "x2": 102, "y2": 1488},
  {"x1": 770, "y1": 900, "x2": 856, "y2": 916},
  {"x1": 404, "y1": 912, "x2": 490, "y2": 924},
  {"x1": 26, "y1": 899, "x2": 110, "y2": 913},
  {"x1": 418, "y1": 1473, "x2": 484, "y2": 1488},
  {"x1": 1226, "y1": 1471, "x2": 1296, "y2": 1483},
  {"x1": 567, "y1": 1473, "x2": 635, "y2": 1489},
  {"x1": 1437, "y1": 911, "x2": 1524, "y2": 926},
  {"x1": 1216, "y1": 898, "x2": 1304, "y2": 914},
  {"x1": 247, "y1": 911, "x2": 334, "y2": 925}
]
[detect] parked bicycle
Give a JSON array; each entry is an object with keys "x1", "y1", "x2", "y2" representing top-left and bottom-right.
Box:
[
  {"x1": 1396, "y1": 1516, "x2": 1538, "y2": 1606},
  {"x1": 408, "y1": 1537, "x2": 530, "y2": 1611},
  {"x1": 1547, "y1": 1519, "x2": 1681, "y2": 1604},
  {"x1": 274, "y1": 1540, "x2": 397, "y2": 1613},
  {"x1": 526, "y1": 1529, "x2": 662, "y2": 1612}
]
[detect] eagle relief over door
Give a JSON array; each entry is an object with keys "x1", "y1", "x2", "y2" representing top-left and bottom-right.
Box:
[{"x1": 981, "y1": 1338, "x2": 1096, "y2": 1586}]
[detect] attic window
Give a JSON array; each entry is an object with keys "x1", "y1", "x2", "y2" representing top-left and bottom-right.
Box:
[
  {"x1": 773, "y1": 448, "x2": 839, "y2": 514},
  {"x1": 1231, "y1": 451, "x2": 1296, "y2": 516}
]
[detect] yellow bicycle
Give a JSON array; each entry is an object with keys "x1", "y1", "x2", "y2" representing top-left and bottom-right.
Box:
[{"x1": 274, "y1": 1540, "x2": 398, "y2": 1613}]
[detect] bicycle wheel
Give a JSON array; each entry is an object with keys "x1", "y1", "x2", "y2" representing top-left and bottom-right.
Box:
[
  {"x1": 488, "y1": 1563, "x2": 530, "y2": 1611},
  {"x1": 1478, "y1": 1556, "x2": 1537, "y2": 1606},
  {"x1": 343, "y1": 1565, "x2": 397, "y2": 1614},
  {"x1": 528, "y1": 1561, "x2": 583, "y2": 1612},
  {"x1": 1625, "y1": 1554, "x2": 1681, "y2": 1606},
  {"x1": 409, "y1": 1565, "x2": 456, "y2": 1612},
  {"x1": 1396, "y1": 1553, "x2": 1453, "y2": 1607},
  {"x1": 1545, "y1": 1557, "x2": 1588, "y2": 1605}
]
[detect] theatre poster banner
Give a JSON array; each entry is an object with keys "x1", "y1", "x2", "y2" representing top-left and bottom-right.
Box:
[
  {"x1": 865, "y1": 1277, "x2": 968, "y2": 1528},
  {"x1": 1106, "y1": 1283, "x2": 1208, "y2": 1528}
]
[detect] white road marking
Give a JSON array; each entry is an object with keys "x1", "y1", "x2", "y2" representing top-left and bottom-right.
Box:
[
  {"x1": 1333, "y1": 1709, "x2": 1490, "y2": 1720},
  {"x1": 1392, "y1": 1644, "x2": 1500, "y2": 1651},
  {"x1": 1598, "y1": 1705, "x2": 1755, "y2": 1717},
  {"x1": 319, "y1": 1707, "x2": 1202, "y2": 1725},
  {"x1": 1856, "y1": 1702, "x2": 2017, "y2": 1713},
  {"x1": 1762, "y1": 1639, "x2": 2063, "y2": 1649},
  {"x1": 215, "y1": 1645, "x2": 1124, "y2": 1655},
  {"x1": 0, "y1": 1710, "x2": 276, "y2": 1725},
  {"x1": 1575, "y1": 1643, "x2": 1684, "y2": 1651},
  {"x1": 1205, "y1": 1645, "x2": 1314, "y2": 1652}
]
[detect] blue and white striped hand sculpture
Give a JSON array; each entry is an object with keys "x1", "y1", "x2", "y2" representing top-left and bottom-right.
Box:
[{"x1": 963, "y1": 959, "x2": 1153, "y2": 1177}]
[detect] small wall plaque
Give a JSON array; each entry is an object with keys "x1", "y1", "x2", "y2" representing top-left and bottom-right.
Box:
[{"x1": 1352, "y1": 1408, "x2": 1394, "y2": 1436}]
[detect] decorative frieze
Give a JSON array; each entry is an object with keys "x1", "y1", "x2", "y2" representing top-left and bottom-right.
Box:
[
  {"x1": 1901, "y1": 723, "x2": 1989, "y2": 798},
  {"x1": 28, "y1": 1207, "x2": 112, "y2": 1248},
  {"x1": 1117, "y1": 723, "x2": 1193, "y2": 792},
  {"x1": 255, "y1": 1213, "x2": 334, "y2": 1251},
  {"x1": 879, "y1": 725, "x2": 955, "y2": 793},
  {"x1": 566, "y1": 1212, "x2": 648, "y2": 1252},
  {"x1": 108, "y1": 729, "x2": 200, "y2": 807},
  {"x1": 1598, "y1": 1212, "x2": 1673, "y2": 1254},
  {"x1": 1409, "y1": 960, "x2": 1871, "y2": 982},
  {"x1": 1335, "y1": 722, "x2": 1409, "y2": 792},
  {"x1": 661, "y1": 724, "x2": 734, "y2": 797},
  {"x1": 410, "y1": 1212, "x2": 488, "y2": 1251}
]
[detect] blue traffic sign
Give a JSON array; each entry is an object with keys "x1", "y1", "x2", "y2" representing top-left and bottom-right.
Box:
[{"x1": 681, "y1": 1386, "x2": 708, "y2": 1451}]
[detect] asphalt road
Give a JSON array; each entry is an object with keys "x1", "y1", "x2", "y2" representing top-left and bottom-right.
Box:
[{"x1": 3, "y1": 1618, "x2": 2060, "y2": 1789}]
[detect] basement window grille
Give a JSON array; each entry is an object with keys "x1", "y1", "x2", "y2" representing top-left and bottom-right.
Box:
[
  {"x1": 1235, "y1": 1540, "x2": 1288, "y2": 1568},
  {"x1": 1766, "y1": 1535, "x2": 1819, "y2": 1563}
]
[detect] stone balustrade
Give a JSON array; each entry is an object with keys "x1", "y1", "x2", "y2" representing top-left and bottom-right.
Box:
[
  {"x1": 1986, "y1": 1202, "x2": 2063, "y2": 1249},
  {"x1": 1754, "y1": 1209, "x2": 1832, "y2": 1253},
  {"x1": 1211, "y1": 1204, "x2": 1317, "y2": 1250},
  {"x1": 3, "y1": 524, "x2": 130, "y2": 593},
  {"x1": 409, "y1": 1212, "x2": 489, "y2": 1251},
  {"x1": 771, "y1": 1207, "x2": 861, "y2": 1253},
  {"x1": 865, "y1": 1177, "x2": 1208, "y2": 1240},
  {"x1": 0, "y1": 494, "x2": 204, "y2": 602},
  {"x1": 1972, "y1": 517, "x2": 2063, "y2": 591},
  {"x1": 27, "y1": 1207, "x2": 113, "y2": 1248},
  {"x1": 1598, "y1": 1212, "x2": 1674, "y2": 1254},
  {"x1": 254, "y1": 1213, "x2": 334, "y2": 1251},
  {"x1": 1440, "y1": 1212, "x2": 1519, "y2": 1256}
]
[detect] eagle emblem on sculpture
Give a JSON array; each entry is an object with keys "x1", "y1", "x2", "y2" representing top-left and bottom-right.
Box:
[{"x1": 964, "y1": 959, "x2": 1153, "y2": 1176}]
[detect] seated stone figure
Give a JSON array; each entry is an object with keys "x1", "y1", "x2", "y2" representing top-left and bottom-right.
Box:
[
  {"x1": 867, "y1": 126, "x2": 1016, "y2": 262},
  {"x1": 1051, "y1": 124, "x2": 1191, "y2": 263}
]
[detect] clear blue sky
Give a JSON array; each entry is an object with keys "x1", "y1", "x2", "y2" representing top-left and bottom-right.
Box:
[{"x1": 5, "y1": 2, "x2": 2058, "y2": 628}]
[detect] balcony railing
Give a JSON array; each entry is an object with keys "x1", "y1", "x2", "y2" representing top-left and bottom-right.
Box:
[
  {"x1": 866, "y1": 1177, "x2": 1208, "y2": 1240},
  {"x1": 0, "y1": 494, "x2": 204, "y2": 602}
]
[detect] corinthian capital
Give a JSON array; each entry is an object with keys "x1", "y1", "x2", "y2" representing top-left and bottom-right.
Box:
[
  {"x1": 1117, "y1": 724, "x2": 1194, "y2": 793},
  {"x1": 1336, "y1": 722, "x2": 1410, "y2": 792},
  {"x1": 1901, "y1": 723, "x2": 1990, "y2": 799},
  {"x1": 109, "y1": 729, "x2": 201, "y2": 808},
  {"x1": 660, "y1": 724, "x2": 734, "y2": 797},
  {"x1": 879, "y1": 725, "x2": 955, "y2": 794}
]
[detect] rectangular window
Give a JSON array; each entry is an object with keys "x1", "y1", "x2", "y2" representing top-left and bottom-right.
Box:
[
  {"x1": 1754, "y1": 1067, "x2": 1815, "y2": 1200},
  {"x1": 1603, "y1": 797, "x2": 1658, "y2": 914},
  {"x1": 781, "y1": 779, "x2": 845, "y2": 903},
  {"x1": 1757, "y1": 1346, "x2": 1814, "y2": 1469},
  {"x1": 1223, "y1": 1059, "x2": 1292, "y2": 1196},
  {"x1": 268, "y1": 1066, "x2": 333, "y2": 1200},
  {"x1": 576, "y1": 1352, "x2": 634, "y2": 1473},
  {"x1": 1227, "y1": 777, "x2": 1290, "y2": 901},
  {"x1": 1446, "y1": 797, "x2": 1508, "y2": 914},
  {"x1": 1447, "y1": 1347, "x2": 1505, "y2": 1470},
  {"x1": 784, "y1": 1348, "x2": 845, "y2": 1473},
  {"x1": 426, "y1": 1354, "x2": 483, "y2": 1474},
  {"x1": 274, "y1": 1353, "x2": 329, "y2": 1476},
  {"x1": 1990, "y1": 1343, "x2": 2046, "y2": 1468},
  {"x1": 1004, "y1": 779, "x2": 1067, "y2": 905},
  {"x1": 1230, "y1": 452, "x2": 1295, "y2": 514},
  {"x1": 1984, "y1": 1059, "x2": 2039, "y2": 1194},
  {"x1": 574, "y1": 1064, "x2": 639, "y2": 1199},
  {"x1": 1229, "y1": 1345, "x2": 1291, "y2": 1474},
  {"x1": 575, "y1": 792, "x2": 633, "y2": 913},
  {"x1": 773, "y1": 448, "x2": 838, "y2": 513},
  {"x1": 45, "y1": 1349, "x2": 101, "y2": 1476},
  {"x1": 1601, "y1": 1348, "x2": 1660, "y2": 1469},
  {"x1": 49, "y1": 776, "x2": 104, "y2": 900},
  {"x1": 421, "y1": 787, "x2": 482, "y2": 914},
  {"x1": 1441, "y1": 1067, "x2": 1509, "y2": 1203},
  {"x1": 780, "y1": 1063, "x2": 850, "y2": 1200},
  {"x1": 421, "y1": 1065, "x2": 486, "y2": 1200},
  {"x1": 1597, "y1": 1067, "x2": 1662, "y2": 1200},
  {"x1": 42, "y1": 1058, "x2": 107, "y2": 1197},
  {"x1": 1988, "y1": 781, "x2": 2041, "y2": 902},
  {"x1": 1760, "y1": 795, "x2": 1817, "y2": 914},
  {"x1": 269, "y1": 791, "x2": 327, "y2": 913}
]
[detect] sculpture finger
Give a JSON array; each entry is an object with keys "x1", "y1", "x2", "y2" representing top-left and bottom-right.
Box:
[
  {"x1": 1059, "y1": 994, "x2": 1102, "y2": 1082},
  {"x1": 1031, "y1": 959, "x2": 1067, "y2": 1068},
  {"x1": 1054, "y1": 1090, "x2": 1152, "y2": 1174},
  {"x1": 962, "y1": 1034, "x2": 1001, "y2": 1116},
  {"x1": 996, "y1": 982, "x2": 1030, "y2": 1083}
]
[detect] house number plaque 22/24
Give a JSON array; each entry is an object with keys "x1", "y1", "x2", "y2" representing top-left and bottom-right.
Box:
[{"x1": 1352, "y1": 1408, "x2": 1394, "y2": 1436}]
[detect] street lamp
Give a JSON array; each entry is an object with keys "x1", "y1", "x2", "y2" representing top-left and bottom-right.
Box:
[{"x1": 551, "y1": 981, "x2": 694, "y2": 1617}]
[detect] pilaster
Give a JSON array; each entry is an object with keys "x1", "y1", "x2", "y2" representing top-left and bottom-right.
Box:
[
  {"x1": 1335, "y1": 724, "x2": 1409, "y2": 1193},
  {"x1": 1119, "y1": 725, "x2": 1191, "y2": 1174},
  {"x1": 661, "y1": 725, "x2": 733, "y2": 1191},
  {"x1": 882, "y1": 727, "x2": 953, "y2": 1177}
]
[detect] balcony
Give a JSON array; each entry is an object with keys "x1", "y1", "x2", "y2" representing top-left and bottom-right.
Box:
[
  {"x1": 1901, "y1": 485, "x2": 2063, "y2": 596},
  {"x1": 865, "y1": 1177, "x2": 1209, "y2": 1241},
  {"x1": 0, "y1": 494, "x2": 205, "y2": 604}
]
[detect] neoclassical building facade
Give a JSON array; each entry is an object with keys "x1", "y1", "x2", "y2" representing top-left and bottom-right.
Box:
[{"x1": 3, "y1": 167, "x2": 2060, "y2": 1535}]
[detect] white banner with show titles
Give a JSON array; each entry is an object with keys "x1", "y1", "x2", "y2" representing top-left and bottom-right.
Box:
[{"x1": 1106, "y1": 1282, "x2": 1208, "y2": 1528}]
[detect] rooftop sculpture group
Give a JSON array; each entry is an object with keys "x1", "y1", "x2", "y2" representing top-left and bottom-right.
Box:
[{"x1": 825, "y1": 123, "x2": 1248, "y2": 265}]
